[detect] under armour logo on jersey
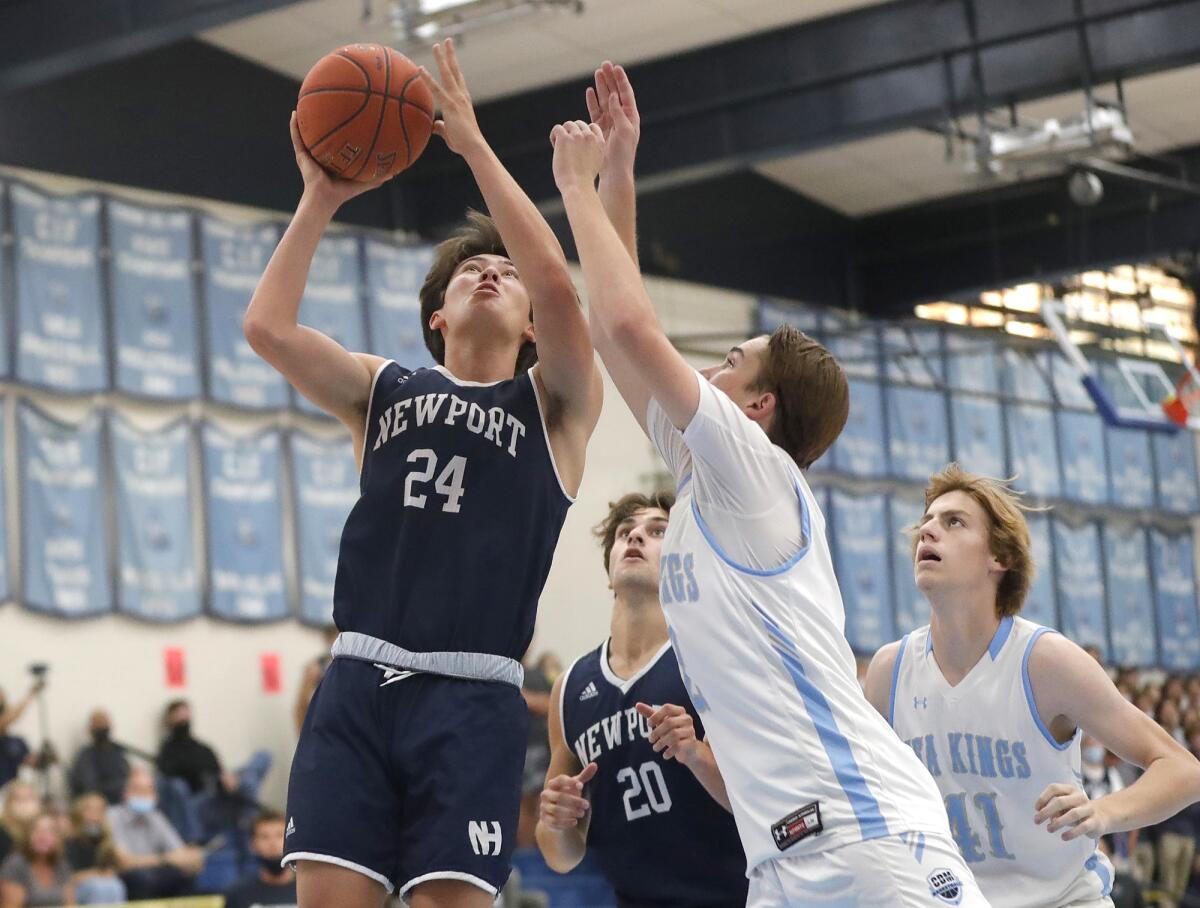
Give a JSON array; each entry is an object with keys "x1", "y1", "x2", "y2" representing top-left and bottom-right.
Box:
[
  {"x1": 374, "y1": 664, "x2": 417, "y2": 687},
  {"x1": 468, "y1": 820, "x2": 502, "y2": 856},
  {"x1": 285, "y1": 817, "x2": 295, "y2": 837},
  {"x1": 927, "y1": 868, "x2": 964, "y2": 905},
  {"x1": 579, "y1": 681, "x2": 599, "y2": 701},
  {"x1": 914, "y1": 696, "x2": 928, "y2": 709}
]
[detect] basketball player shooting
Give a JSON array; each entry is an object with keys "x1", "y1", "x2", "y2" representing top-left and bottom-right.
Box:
[
  {"x1": 550, "y1": 66, "x2": 990, "y2": 906},
  {"x1": 865, "y1": 465, "x2": 1200, "y2": 908},
  {"x1": 244, "y1": 38, "x2": 601, "y2": 908}
]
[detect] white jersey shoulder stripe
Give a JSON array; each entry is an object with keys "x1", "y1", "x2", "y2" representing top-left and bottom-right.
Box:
[
  {"x1": 1020, "y1": 626, "x2": 1074, "y2": 751},
  {"x1": 749, "y1": 599, "x2": 891, "y2": 840},
  {"x1": 689, "y1": 477, "x2": 811, "y2": 577}
]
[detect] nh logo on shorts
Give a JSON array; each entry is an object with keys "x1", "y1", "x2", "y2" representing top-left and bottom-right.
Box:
[{"x1": 468, "y1": 821, "x2": 502, "y2": 856}]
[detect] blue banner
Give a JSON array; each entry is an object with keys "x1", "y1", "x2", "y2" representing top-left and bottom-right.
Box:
[
  {"x1": 1102, "y1": 522, "x2": 1156, "y2": 666},
  {"x1": 0, "y1": 399, "x2": 7, "y2": 600},
  {"x1": 12, "y1": 185, "x2": 107, "y2": 391},
  {"x1": 0, "y1": 185, "x2": 9, "y2": 378},
  {"x1": 1057, "y1": 410, "x2": 1108, "y2": 504},
  {"x1": 949, "y1": 394, "x2": 1006, "y2": 478},
  {"x1": 109, "y1": 200, "x2": 201, "y2": 399},
  {"x1": 825, "y1": 322, "x2": 878, "y2": 379},
  {"x1": 756, "y1": 299, "x2": 821, "y2": 336},
  {"x1": 290, "y1": 431, "x2": 360, "y2": 625},
  {"x1": 886, "y1": 386, "x2": 949, "y2": 482},
  {"x1": 883, "y1": 326, "x2": 943, "y2": 387},
  {"x1": 829, "y1": 379, "x2": 887, "y2": 477},
  {"x1": 1024, "y1": 511, "x2": 1057, "y2": 628},
  {"x1": 1151, "y1": 528, "x2": 1200, "y2": 672},
  {"x1": 888, "y1": 490, "x2": 930, "y2": 632},
  {"x1": 201, "y1": 217, "x2": 288, "y2": 408},
  {"x1": 829, "y1": 489, "x2": 894, "y2": 653},
  {"x1": 364, "y1": 240, "x2": 435, "y2": 368},
  {"x1": 1049, "y1": 353, "x2": 1096, "y2": 410},
  {"x1": 111, "y1": 415, "x2": 200, "y2": 622},
  {"x1": 1002, "y1": 350, "x2": 1053, "y2": 403},
  {"x1": 1006, "y1": 404, "x2": 1060, "y2": 498},
  {"x1": 1053, "y1": 520, "x2": 1108, "y2": 658},
  {"x1": 18, "y1": 403, "x2": 110, "y2": 617},
  {"x1": 202, "y1": 424, "x2": 287, "y2": 621},
  {"x1": 1106, "y1": 427, "x2": 1154, "y2": 509},
  {"x1": 295, "y1": 234, "x2": 367, "y2": 416},
  {"x1": 945, "y1": 333, "x2": 1001, "y2": 395},
  {"x1": 1153, "y1": 430, "x2": 1200, "y2": 515}
]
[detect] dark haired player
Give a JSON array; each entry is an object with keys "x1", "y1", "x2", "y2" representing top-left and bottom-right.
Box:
[
  {"x1": 537, "y1": 492, "x2": 747, "y2": 907},
  {"x1": 244, "y1": 40, "x2": 601, "y2": 908}
]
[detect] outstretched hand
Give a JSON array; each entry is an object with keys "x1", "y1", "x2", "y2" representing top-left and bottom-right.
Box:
[
  {"x1": 550, "y1": 120, "x2": 605, "y2": 194},
  {"x1": 419, "y1": 39, "x2": 487, "y2": 158},
  {"x1": 636, "y1": 702, "x2": 704, "y2": 766},
  {"x1": 586, "y1": 62, "x2": 640, "y2": 177},
  {"x1": 539, "y1": 761, "x2": 598, "y2": 830},
  {"x1": 290, "y1": 112, "x2": 389, "y2": 210}
]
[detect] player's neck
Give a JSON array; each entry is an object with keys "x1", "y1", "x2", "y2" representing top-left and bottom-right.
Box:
[
  {"x1": 927, "y1": 593, "x2": 1002, "y2": 687},
  {"x1": 441, "y1": 336, "x2": 521, "y2": 384},
  {"x1": 608, "y1": 593, "x2": 669, "y2": 680}
]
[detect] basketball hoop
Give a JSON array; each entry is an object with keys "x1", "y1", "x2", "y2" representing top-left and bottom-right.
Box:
[{"x1": 1162, "y1": 367, "x2": 1200, "y2": 427}]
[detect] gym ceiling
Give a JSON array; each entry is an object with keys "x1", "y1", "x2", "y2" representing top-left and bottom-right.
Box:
[{"x1": 1, "y1": 0, "x2": 1199, "y2": 318}]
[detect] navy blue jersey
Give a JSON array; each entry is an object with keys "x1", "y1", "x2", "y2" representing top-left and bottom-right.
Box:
[
  {"x1": 561, "y1": 642, "x2": 747, "y2": 907},
  {"x1": 333, "y1": 363, "x2": 571, "y2": 660}
]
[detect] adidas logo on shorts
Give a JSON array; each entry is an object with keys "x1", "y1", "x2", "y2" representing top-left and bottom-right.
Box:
[{"x1": 579, "y1": 681, "x2": 599, "y2": 701}]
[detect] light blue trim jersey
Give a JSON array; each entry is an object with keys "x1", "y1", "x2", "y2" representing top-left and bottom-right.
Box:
[
  {"x1": 646, "y1": 374, "x2": 951, "y2": 872},
  {"x1": 890, "y1": 617, "x2": 1114, "y2": 907}
]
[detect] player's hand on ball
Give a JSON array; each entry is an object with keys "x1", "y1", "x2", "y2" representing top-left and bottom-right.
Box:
[
  {"x1": 540, "y1": 761, "x2": 597, "y2": 830},
  {"x1": 289, "y1": 112, "x2": 389, "y2": 209},
  {"x1": 637, "y1": 702, "x2": 702, "y2": 766},
  {"x1": 550, "y1": 120, "x2": 605, "y2": 193},
  {"x1": 420, "y1": 39, "x2": 486, "y2": 158},
  {"x1": 586, "y1": 62, "x2": 640, "y2": 176},
  {"x1": 1033, "y1": 783, "x2": 1108, "y2": 841}
]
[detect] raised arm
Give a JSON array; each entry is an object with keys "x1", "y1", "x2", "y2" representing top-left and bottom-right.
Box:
[
  {"x1": 420, "y1": 40, "x2": 599, "y2": 427},
  {"x1": 243, "y1": 113, "x2": 385, "y2": 438}
]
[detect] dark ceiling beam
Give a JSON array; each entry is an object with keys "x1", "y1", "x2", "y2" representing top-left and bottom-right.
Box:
[
  {"x1": 409, "y1": 0, "x2": 1200, "y2": 231},
  {"x1": 0, "y1": 0, "x2": 308, "y2": 93}
]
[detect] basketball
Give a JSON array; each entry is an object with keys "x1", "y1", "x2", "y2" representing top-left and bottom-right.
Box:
[{"x1": 296, "y1": 43, "x2": 434, "y2": 183}]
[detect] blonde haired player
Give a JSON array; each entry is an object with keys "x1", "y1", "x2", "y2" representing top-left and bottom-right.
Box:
[
  {"x1": 549, "y1": 64, "x2": 989, "y2": 907},
  {"x1": 865, "y1": 463, "x2": 1200, "y2": 907}
]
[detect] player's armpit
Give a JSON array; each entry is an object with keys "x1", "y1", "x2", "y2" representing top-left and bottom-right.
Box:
[{"x1": 863, "y1": 640, "x2": 902, "y2": 720}]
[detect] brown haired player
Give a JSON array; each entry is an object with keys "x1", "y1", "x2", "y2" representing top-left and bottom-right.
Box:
[
  {"x1": 550, "y1": 65, "x2": 984, "y2": 906},
  {"x1": 865, "y1": 463, "x2": 1200, "y2": 908},
  {"x1": 245, "y1": 39, "x2": 601, "y2": 908},
  {"x1": 536, "y1": 492, "x2": 748, "y2": 906}
]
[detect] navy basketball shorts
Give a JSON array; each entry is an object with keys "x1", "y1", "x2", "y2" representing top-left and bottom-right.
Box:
[{"x1": 283, "y1": 656, "x2": 529, "y2": 901}]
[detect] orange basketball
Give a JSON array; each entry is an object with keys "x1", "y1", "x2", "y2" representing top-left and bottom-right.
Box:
[{"x1": 297, "y1": 44, "x2": 434, "y2": 183}]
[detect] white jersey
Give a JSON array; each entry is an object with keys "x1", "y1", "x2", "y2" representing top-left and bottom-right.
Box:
[
  {"x1": 890, "y1": 617, "x2": 1114, "y2": 907},
  {"x1": 647, "y1": 374, "x2": 951, "y2": 873}
]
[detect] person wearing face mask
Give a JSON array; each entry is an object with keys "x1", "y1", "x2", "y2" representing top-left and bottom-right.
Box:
[
  {"x1": 0, "y1": 781, "x2": 41, "y2": 865},
  {"x1": 68, "y1": 711, "x2": 129, "y2": 806},
  {"x1": 156, "y1": 701, "x2": 226, "y2": 796},
  {"x1": 64, "y1": 793, "x2": 125, "y2": 905},
  {"x1": 0, "y1": 811, "x2": 73, "y2": 907},
  {"x1": 222, "y1": 812, "x2": 296, "y2": 908},
  {"x1": 107, "y1": 764, "x2": 203, "y2": 899}
]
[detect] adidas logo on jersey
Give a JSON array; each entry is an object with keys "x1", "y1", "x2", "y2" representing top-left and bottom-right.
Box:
[
  {"x1": 579, "y1": 682, "x2": 599, "y2": 701},
  {"x1": 285, "y1": 817, "x2": 295, "y2": 837}
]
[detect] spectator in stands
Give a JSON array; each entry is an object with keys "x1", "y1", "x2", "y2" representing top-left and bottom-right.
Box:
[
  {"x1": 1187, "y1": 676, "x2": 1200, "y2": 710},
  {"x1": 1152, "y1": 795, "x2": 1200, "y2": 908},
  {"x1": 156, "y1": 700, "x2": 233, "y2": 796},
  {"x1": 108, "y1": 764, "x2": 202, "y2": 899},
  {"x1": 1166, "y1": 676, "x2": 1187, "y2": 708},
  {"x1": 1137, "y1": 689, "x2": 1159, "y2": 718},
  {"x1": 0, "y1": 684, "x2": 42, "y2": 789},
  {"x1": 0, "y1": 812, "x2": 73, "y2": 907},
  {"x1": 536, "y1": 651, "x2": 564, "y2": 685},
  {"x1": 221, "y1": 811, "x2": 295, "y2": 908},
  {"x1": 65, "y1": 793, "x2": 126, "y2": 905},
  {"x1": 68, "y1": 711, "x2": 129, "y2": 806},
  {"x1": 1160, "y1": 699, "x2": 1187, "y2": 745},
  {"x1": 292, "y1": 626, "x2": 338, "y2": 734},
  {"x1": 0, "y1": 782, "x2": 40, "y2": 865}
]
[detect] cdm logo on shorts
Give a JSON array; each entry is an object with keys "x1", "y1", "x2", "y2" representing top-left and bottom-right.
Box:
[
  {"x1": 468, "y1": 820, "x2": 502, "y2": 856},
  {"x1": 927, "y1": 868, "x2": 964, "y2": 905}
]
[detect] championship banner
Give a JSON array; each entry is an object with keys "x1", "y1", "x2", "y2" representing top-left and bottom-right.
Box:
[
  {"x1": 364, "y1": 239, "x2": 435, "y2": 369},
  {"x1": 202, "y1": 423, "x2": 287, "y2": 621},
  {"x1": 290, "y1": 430, "x2": 359, "y2": 625},
  {"x1": 12, "y1": 184, "x2": 107, "y2": 391},
  {"x1": 949, "y1": 394, "x2": 1006, "y2": 479},
  {"x1": 1103, "y1": 522, "x2": 1156, "y2": 666},
  {"x1": 1105, "y1": 426, "x2": 1154, "y2": 509},
  {"x1": 886, "y1": 386, "x2": 948, "y2": 483},
  {"x1": 825, "y1": 322, "x2": 878, "y2": 379},
  {"x1": 883, "y1": 325, "x2": 942, "y2": 387},
  {"x1": 109, "y1": 199, "x2": 201, "y2": 399},
  {"x1": 888, "y1": 489, "x2": 930, "y2": 632},
  {"x1": 1053, "y1": 520, "x2": 1109, "y2": 659},
  {"x1": 1153, "y1": 430, "x2": 1200, "y2": 515},
  {"x1": 201, "y1": 217, "x2": 288, "y2": 409},
  {"x1": 1023, "y1": 511, "x2": 1058, "y2": 629},
  {"x1": 294, "y1": 234, "x2": 367, "y2": 416},
  {"x1": 828, "y1": 379, "x2": 887, "y2": 478},
  {"x1": 112, "y1": 414, "x2": 200, "y2": 622},
  {"x1": 829, "y1": 489, "x2": 894, "y2": 653},
  {"x1": 1002, "y1": 350, "x2": 1053, "y2": 403},
  {"x1": 1151, "y1": 527, "x2": 1200, "y2": 671},
  {"x1": 1005, "y1": 404, "x2": 1061, "y2": 498},
  {"x1": 1057, "y1": 410, "x2": 1109, "y2": 505},
  {"x1": 946, "y1": 333, "x2": 1001, "y2": 396},
  {"x1": 18, "y1": 402, "x2": 111, "y2": 617}
]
